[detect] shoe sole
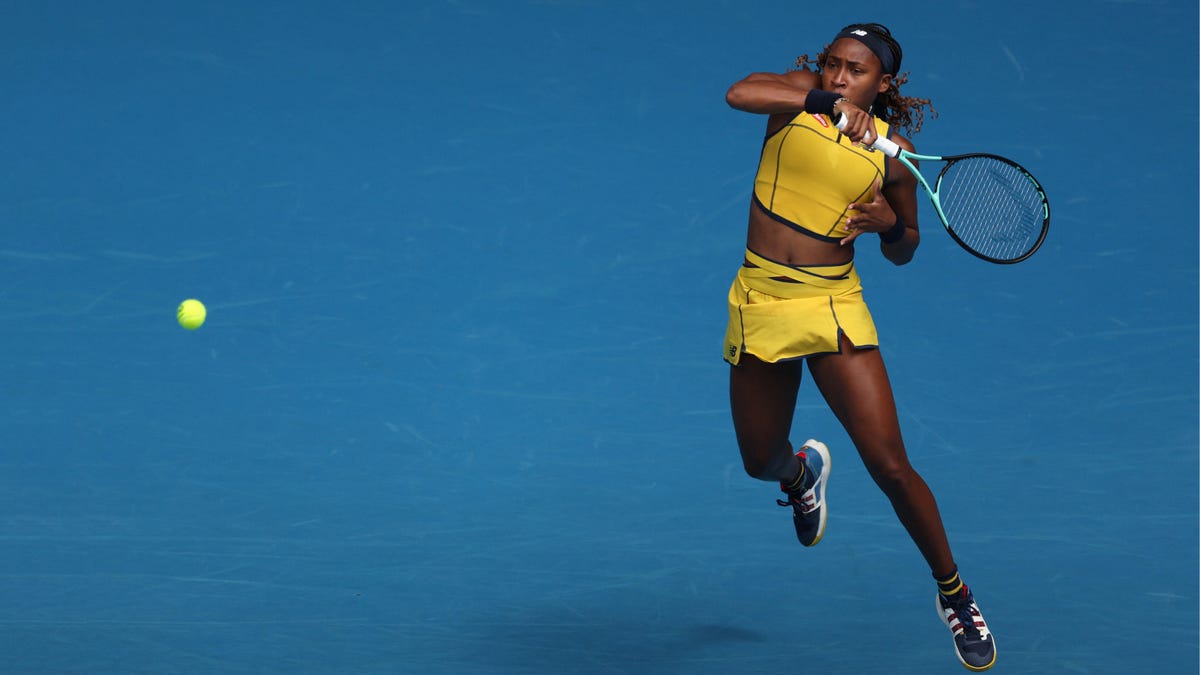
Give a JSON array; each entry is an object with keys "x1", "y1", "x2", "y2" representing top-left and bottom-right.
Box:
[
  {"x1": 936, "y1": 593, "x2": 997, "y2": 672},
  {"x1": 800, "y1": 439, "x2": 830, "y2": 547}
]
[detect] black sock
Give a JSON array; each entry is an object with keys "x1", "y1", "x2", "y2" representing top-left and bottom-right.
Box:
[
  {"x1": 935, "y1": 568, "x2": 964, "y2": 599},
  {"x1": 782, "y1": 458, "x2": 805, "y2": 492}
]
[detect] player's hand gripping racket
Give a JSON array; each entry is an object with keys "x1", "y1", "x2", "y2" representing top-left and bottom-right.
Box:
[{"x1": 835, "y1": 115, "x2": 1050, "y2": 264}]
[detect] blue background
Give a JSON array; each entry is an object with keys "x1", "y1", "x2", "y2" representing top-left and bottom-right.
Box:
[{"x1": 1, "y1": 1, "x2": 1196, "y2": 672}]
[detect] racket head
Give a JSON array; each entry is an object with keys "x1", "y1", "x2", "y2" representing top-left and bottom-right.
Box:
[{"x1": 932, "y1": 153, "x2": 1051, "y2": 264}]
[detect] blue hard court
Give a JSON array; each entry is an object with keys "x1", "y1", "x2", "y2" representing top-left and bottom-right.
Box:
[{"x1": 1, "y1": 2, "x2": 1196, "y2": 673}]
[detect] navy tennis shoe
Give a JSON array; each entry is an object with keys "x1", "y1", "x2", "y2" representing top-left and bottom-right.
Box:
[
  {"x1": 776, "y1": 439, "x2": 831, "y2": 547},
  {"x1": 937, "y1": 585, "x2": 997, "y2": 671}
]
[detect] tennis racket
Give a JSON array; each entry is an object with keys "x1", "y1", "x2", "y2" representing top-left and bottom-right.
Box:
[{"x1": 835, "y1": 115, "x2": 1050, "y2": 264}]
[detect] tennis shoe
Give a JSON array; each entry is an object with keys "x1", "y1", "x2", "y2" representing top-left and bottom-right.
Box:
[
  {"x1": 937, "y1": 586, "x2": 996, "y2": 671},
  {"x1": 775, "y1": 439, "x2": 830, "y2": 547}
]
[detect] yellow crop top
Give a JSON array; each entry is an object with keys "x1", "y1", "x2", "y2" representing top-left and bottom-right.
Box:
[{"x1": 753, "y1": 112, "x2": 891, "y2": 241}]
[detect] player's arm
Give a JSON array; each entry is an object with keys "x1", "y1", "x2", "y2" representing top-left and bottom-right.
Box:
[
  {"x1": 842, "y1": 133, "x2": 921, "y2": 264},
  {"x1": 879, "y1": 134, "x2": 921, "y2": 265},
  {"x1": 725, "y1": 69, "x2": 823, "y2": 115}
]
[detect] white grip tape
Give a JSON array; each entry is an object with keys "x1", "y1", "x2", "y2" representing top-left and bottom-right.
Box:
[
  {"x1": 833, "y1": 113, "x2": 901, "y2": 158},
  {"x1": 872, "y1": 136, "x2": 901, "y2": 157}
]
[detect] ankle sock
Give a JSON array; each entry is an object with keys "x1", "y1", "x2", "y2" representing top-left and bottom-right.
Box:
[
  {"x1": 781, "y1": 455, "x2": 808, "y2": 493},
  {"x1": 935, "y1": 568, "x2": 964, "y2": 599}
]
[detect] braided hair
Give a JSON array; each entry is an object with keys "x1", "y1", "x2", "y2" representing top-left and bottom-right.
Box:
[{"x1": 793, "y1": 23, "x2": 937, "y2": 136}]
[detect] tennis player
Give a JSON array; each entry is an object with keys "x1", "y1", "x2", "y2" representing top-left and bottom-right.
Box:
[{"x1": 723, "y1": 22, "x2": 996, "y2": 671}]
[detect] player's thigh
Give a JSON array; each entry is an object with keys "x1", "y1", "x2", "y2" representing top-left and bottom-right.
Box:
[
  {"x1": 729, "y1": 353, "x2": 802, "y2": 454},
  {"x1": 806, "y1": 340, "x2": 906, "y2": 464}
]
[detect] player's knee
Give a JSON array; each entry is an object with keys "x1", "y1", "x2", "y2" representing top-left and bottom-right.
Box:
[{"x1": 867, "y1": 458, "x2": 917, "y2": 495}]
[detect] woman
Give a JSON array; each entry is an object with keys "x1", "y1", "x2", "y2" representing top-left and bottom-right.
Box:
[{"x1": 723, "y1": 23, "x2": 996, "y2": 672}]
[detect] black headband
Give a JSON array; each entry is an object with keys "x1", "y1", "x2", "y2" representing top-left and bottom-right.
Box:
[{"x1": 833, "y1": 27, "x2": 898, "y2": 75}]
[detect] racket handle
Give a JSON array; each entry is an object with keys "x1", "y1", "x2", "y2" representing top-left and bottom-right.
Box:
[
  {"x1": 833, "y1": 113, "x2": 901, "y2": 158},
  {"x1": 872, "y1": 135, "x2": 901, "y2": 158}
]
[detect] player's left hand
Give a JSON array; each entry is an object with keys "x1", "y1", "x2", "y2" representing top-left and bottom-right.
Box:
[{"x1": 841, "y1": 179, "x2": 896, "y2": 246}]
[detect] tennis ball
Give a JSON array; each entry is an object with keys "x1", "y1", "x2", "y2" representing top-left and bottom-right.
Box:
[{"x1": 177, "y1": 299, "x2": 207, "y2": 330}]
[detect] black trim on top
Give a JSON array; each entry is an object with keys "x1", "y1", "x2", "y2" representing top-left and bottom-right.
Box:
[{"x1": 751, "y1": 195, "x2": 843, "y2": 243}]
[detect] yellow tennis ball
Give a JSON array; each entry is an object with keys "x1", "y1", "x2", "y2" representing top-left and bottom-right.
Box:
[{"x1": 177, "y1": 299, "x2": 207, "y2": 330}]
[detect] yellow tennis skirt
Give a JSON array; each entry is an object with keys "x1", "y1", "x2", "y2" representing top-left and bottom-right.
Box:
[{"x1": 724, "y1": 249, "x2": 878, "y2": 365}]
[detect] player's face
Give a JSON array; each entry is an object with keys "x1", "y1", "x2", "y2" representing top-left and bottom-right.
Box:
[{"x1": 821, "y1": 38, "x2": 892, "y2": 109}]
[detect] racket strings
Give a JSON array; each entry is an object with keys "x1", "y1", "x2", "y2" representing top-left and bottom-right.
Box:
[{"x1": 938, "y1": 157, "x2": 1047, "y2": 261}]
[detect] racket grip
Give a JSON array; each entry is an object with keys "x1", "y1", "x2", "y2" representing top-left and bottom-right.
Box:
[
  {"x1": 833, "y1": 113, "x2": 901, "y2": 158},
  {"x1": 872, "y1": 135, "x2": 901, "y2": 158}
]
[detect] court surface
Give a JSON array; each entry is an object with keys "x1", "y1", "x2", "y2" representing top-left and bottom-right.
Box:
[{"x1": 2, "y1": 1, "x2": 1196, "y2": 673}]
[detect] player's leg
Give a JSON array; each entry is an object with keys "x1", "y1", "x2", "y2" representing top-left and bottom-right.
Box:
[
  {"x1": 806, "y1": 334, "x2": 996, "y2": 670},
  {"x1": 804, "y1": 334, "x2": 955, "y2": 572},
  {"x1": 729, "y1": 353, "x2": 801, "y2": 482},
  {"x1": 730, "y1": 353, "x2": 830, "y2": 547}
]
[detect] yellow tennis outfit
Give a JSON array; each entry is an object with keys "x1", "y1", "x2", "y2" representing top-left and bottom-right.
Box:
[{"x1": 725, "y1": 113, "x2": 891, "y2": 365}]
